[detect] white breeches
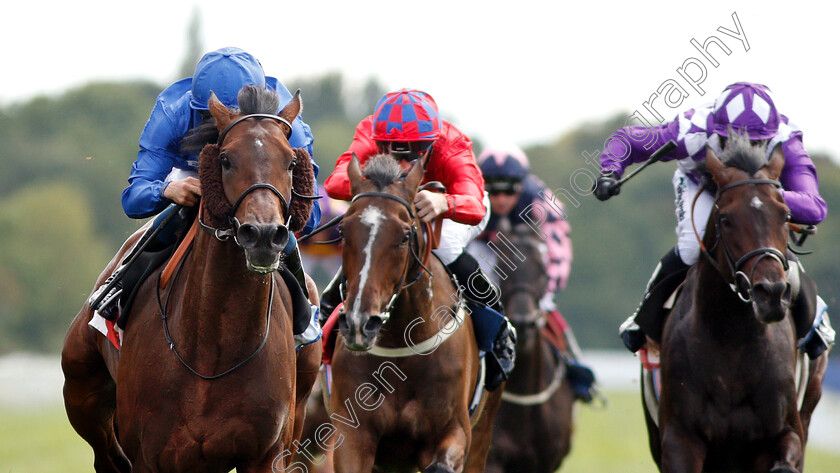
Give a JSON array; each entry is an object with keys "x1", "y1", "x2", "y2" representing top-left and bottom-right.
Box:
[
  {"x1": 673, "y1": 169, "x2": 715, "y2": 266},
  {"x1": 433, "y1": 192, "x2": 492, "y2": 265}
]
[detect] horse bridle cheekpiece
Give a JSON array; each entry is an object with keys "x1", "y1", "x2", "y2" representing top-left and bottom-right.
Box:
[
  {"x1": 199, "y1": 113, "x2": 320, "y2": 244},
  {"x1": 348, "y1": 191, "x2": 433, "y2": 323},
  {"x1": 704, "y1": 178, "x2": 789, "y2": 303}
]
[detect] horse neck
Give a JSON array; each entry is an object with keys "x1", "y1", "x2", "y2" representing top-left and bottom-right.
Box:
[
  {"x1": 173, "y1": 229, "x2": 274, "y2": 353},
  {"x1": 508, "y1": 325, "x2": 550, "y2": 387},
  {"x1": 694, "y1": 248, "x2": 762, "y2": 336}
]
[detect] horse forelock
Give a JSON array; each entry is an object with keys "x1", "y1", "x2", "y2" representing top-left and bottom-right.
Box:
[
  {"x1": 362, "y1": 154, "x2": 403, "y2": 190},
  {"x1": 237, "y1": 85, "x2": 281, "y2": 115},
  {"x1": 720, "y1": 130, "x2": 768, "y2": 176}
]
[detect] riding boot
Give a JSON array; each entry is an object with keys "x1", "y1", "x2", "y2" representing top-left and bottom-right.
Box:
[
  {"x1": 89, "y1": 205, "x2": 194, "y2": 322},
  {"x1": 446, "y1": 251, "x2": 516, "y2": 392},
  {"x1": 797, "y1": 296, "x2": 835, "y2": 359},
  {"x1": 282, "y1": 238, "x2": 321, "y2": 349},
  {"x1": 544, "y1": 306, "x2": 598, "y2": 403},
  {"x1": 319, "y1": 269, "x2": 345, "y2": 326},
  {"x1": 620, "y1": 247, "x2": 690, "y2": 352}
]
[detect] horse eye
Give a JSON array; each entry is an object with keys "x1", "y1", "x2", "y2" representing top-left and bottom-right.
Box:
[
  {"x1": 400, "y1": 232, "x2": 410, "y2": 245},
  {"x1": 219, "y1": 153, "x2": 231, "y2": 170},
  {"x1": 785, "y1": 212, "x2": 792, "y2": 222},
  {"x1": 288, "y1": 159, "x2": 297, "y2": 171}
]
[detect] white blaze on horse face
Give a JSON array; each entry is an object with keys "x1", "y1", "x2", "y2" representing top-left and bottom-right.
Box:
[
  {"x1": 751, "y1": 196, "x2": 764, "y2": 209},
  {"x1": 350, "y1": 206, "x2": 385, "y2": 336}
]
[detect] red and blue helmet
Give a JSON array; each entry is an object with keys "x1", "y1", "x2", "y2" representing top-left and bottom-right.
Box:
[
  {"x1": 190, "y1": 47, "x2": 266, "y2": 111},
  {"x1": 478, "y1": 146, "x2": 531, "y2": 183},
  {"x1": 371, "y1": 89, "x2": 442, "y2": 142},
  {"x1": 712, "y1": 82, "x2": 781, "y2": 140}
]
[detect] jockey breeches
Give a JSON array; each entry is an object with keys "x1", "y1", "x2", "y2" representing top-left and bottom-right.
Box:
[
  {"x1": 673, "y1": 169, "x2": 714, "y2": 266},
  {"x1": 433, "y1": 192, "x2": 492, "y2": 265}
]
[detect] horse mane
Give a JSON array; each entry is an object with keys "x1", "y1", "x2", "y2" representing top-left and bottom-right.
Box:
[
  {"x1": 182, "y1": 85, "x2": 282, "y2": 153},
  {"x1": 362, "y1": 154, "x2": 403, "y2": 190},
  {"x1": 719, "y1": 129, "x2": 768, "y2": 175}
]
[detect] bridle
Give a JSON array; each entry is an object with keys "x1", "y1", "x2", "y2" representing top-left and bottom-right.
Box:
[
  {"x1": 693, "y1": 178, "x2": 789, "y2": 303},
  {"x1": 346, "y1": 191, "x2": 434, "y2": 322},
  {"x1": 159, "y1": 112, "x2": 319, "y2": 380},
  {"x1": 197, "y1": 113, "x2": 320, "y2": 244}
]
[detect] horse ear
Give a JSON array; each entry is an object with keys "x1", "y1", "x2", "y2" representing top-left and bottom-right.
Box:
[
  {"x1": 278, "y1": 90, "x2": 302, "y2": 137},
  {"x1": 348, "y1": 152, "x2": 363, "y2": 196},
  {"x1": 403, "y1": 156, "x2": 425, "y2": 193},
  {"x1": 764, "y1": 144, "x2": 785, "y2": 179},
  {"x1": 208, "y1": 91, "x2": 235, "y2": 132},
  {"x1": 705, "y1": 146, "x2": 727, "y2": 185}
]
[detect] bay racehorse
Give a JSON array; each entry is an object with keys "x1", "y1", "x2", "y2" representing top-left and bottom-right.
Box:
[
  {"x1": 326, "y1": 153, "x2": 502, "y2": 473},
  {"x1": 647, "y1": 139, "x2": 829, "y2": 472},
  {"x1": 62, "y1": 85, "x2": 322, "y2": 472},
  {"x1": 484, "y1": 226, "x2": 574, "y2": 473}
]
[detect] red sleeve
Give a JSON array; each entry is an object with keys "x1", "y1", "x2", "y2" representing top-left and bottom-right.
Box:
[
  {"x1": 324, "y1": 117, "x2": 379, "y2": 201},
  {"x1": 426, "y1": 122, "x2": 486, "y2": 225}
]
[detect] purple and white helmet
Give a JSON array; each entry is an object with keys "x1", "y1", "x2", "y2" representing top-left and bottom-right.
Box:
[{"x1": 712, "y1": 82, "x2": 781, "y2": 140}]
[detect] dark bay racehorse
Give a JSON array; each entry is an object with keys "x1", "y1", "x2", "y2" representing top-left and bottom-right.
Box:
[
  {"x1": 327, "y1": 154, "x2": 502, "y2": 473},
  {"x1": 648, "y1": 140, "x2": 829, "y2": 472},
  {"x1": 485, "y1": 226, "x2": 574, "y2": 473},
  {"x1": 62, "y1": 86, "x2": 322, "y2": 472}
]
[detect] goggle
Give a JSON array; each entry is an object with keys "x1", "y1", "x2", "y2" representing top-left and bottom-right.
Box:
[
  {"x1": 377, "y1": 141, "x2": 435, "y2": 163},
  {"x1": 485, "y1": 180, "x2": 523, "y2": 196}
]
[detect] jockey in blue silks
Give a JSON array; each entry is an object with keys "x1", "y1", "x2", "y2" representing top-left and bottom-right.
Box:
[{"x1": 89, "y1": 47, "x2": 322, "y2": 347}]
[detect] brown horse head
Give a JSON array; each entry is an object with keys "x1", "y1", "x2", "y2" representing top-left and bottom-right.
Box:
[
  {"x1": 201, "y1": 85, "x2": 312, "y2": 273},
  {"x1": 705, "y1": 131, "x2": 790, "y2": 323},
  {"x1": 496, "y1": 227, "x2": 548, "y2": 348},
  {"x1": 337, "y1": 153, "x2": 425, "y2": 350}
]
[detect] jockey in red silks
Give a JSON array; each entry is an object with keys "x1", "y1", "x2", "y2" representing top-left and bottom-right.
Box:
[
  {"x1": 322, "y1": 88, "x2": 516, "y2": 391},
  {"x1": 472, "y1": 146, "x2": 597, "y2": 402},
  {"x1": 595, "y1": 82, "x2": 834, "y2": 358}
]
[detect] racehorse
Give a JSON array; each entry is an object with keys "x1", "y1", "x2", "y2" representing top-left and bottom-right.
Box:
[
  {"x1": 327, "y1": 154, "x2": 502, "y2": 473},
  {"x1": 647, "y1": 138, "x2": 829, "y2": 472},
  {"x1": 61, "y1": 85, "x2": 322, "y2": 472},
  {"x1": 484, "y1": 226, "x2": 574, "y2": 473}
]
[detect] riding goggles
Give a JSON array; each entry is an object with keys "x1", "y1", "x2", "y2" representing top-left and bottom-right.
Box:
[
  {"x1": 485, "y1": 179, "x2": 524, "y2": 196},
  {"x1": 377, "y1": 140, "x2": 435, "y2": 163}
]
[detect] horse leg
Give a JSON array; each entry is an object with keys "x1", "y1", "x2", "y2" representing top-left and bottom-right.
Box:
[
  {"x1": 62, "y1": 317, "x2": 131, "y2": 473},
  {"x1": 765, "y1": 425, "x2": 804, "y2": 473},
  {"x1": 293, "y1": 339, "x2": 322, "y2": 443},
  {"x1": 331, "y1": 428, "x2": 376, "y2": 473},
  {"x1": 799, "y1": 354, "x2": 827, "y2": 442},
  {"x1": 464, "y1": 389, "x2": 503, "y2": 473},
  {"x1": 419, "y1": 424, "x2": 470, "y2": 473},
  {"x1": 659, "y1": 423, "x2": 705, "y2": 473}
]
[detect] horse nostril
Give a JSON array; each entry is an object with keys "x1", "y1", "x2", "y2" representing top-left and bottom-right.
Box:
[
  {"x1": 754, "y1": 281, "x2": 788, "y2": 302},
  {"x1": 272, "y1": 224, "x2": 290, "y2": 250},
  {"x1": 337, "y1": 313, "x2": 350, "y2": 336},
  {"x1": 236, "y1": 224, "x2": 260, "y2": 249},
  {"x1": 362, "y1": 316, "x2": 383, "y2": 338}
]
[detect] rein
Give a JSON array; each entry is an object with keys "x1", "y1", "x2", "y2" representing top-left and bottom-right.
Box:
[
  {"x1": 692, "y1": 178, "x2": 788, "y2": 303},
  {"x1": 158, "y1": 113, "x2": 310, "y2": 379}
]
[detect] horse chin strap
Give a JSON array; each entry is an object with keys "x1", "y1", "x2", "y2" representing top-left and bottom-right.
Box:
[
  {"x1": 692, "y1": 178, "x2": 788, "y2": 303},
  {"x1": 349, "y1": 191, "x2": 435, "y2": 322}
]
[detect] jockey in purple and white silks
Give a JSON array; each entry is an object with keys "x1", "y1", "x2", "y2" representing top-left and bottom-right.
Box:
[
  {"x1": 595, "y1": 82, "x2": 834, "y2": 357},
  {"x1": 473, "y1": 146, "x2": 597, "y2": 402}
]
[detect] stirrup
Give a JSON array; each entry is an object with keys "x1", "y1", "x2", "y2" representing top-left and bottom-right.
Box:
[{"x1": 88, "y1": 269, "x2": 125, "y2": 320}]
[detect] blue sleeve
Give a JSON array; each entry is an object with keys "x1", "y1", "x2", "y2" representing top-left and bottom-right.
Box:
[
  {"x1": 298, "y1": 119, "x2": 321, "y2": 234},
  {"x1": 121, "y1": 101, "x2": 180, "y2": 219}
]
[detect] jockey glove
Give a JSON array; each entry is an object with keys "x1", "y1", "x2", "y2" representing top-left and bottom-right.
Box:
[{"x1": 594, "y1": 172, "x2": 621, "y2": 201}]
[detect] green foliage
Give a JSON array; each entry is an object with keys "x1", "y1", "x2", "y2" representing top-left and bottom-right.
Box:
[{"x1": 1, "y1": 76, "x2": 839, "y2": 353}]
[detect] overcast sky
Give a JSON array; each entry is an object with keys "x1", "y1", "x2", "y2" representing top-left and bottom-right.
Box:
[{"x1": 4, "y1": 1, "x2": 839, "y2": 160}]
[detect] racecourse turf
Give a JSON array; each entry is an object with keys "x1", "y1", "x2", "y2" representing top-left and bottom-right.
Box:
[{"x1": 1, "y1": 392, "x2": 837, "y2": 472}]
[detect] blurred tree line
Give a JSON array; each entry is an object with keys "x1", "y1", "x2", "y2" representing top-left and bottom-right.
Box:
[{"x1": 1, "y1": 75, "x2": 838, "y2": 353}]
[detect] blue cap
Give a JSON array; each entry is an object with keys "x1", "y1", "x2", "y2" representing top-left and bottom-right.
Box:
[{"x1": 189, "y1": 47, "x2": 266, "y2": 110}]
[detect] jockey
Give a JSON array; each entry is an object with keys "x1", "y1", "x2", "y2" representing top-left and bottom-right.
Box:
[
  {"x1": 475, "y1": 146, "x2": 597, "y2": 402},
  {"x1": 322, "y1": 88, "x2": 517, "y2": 391},
  {"x1": 595, "y1": 81, "x2": 834, "y2": 358},
  {"x1": 87, "y1": 47, "x2": 322, "y2": 347}
]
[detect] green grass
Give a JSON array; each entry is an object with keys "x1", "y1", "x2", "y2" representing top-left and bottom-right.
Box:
[{"x1": 1, "y1": 393, "x2": 837, "y2": 472}]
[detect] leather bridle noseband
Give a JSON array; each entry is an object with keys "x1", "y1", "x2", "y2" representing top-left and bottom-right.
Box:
[
  {"x1": 347, "y1": 191, "x2": 433, "y2": 322},
  {"x1": 198, "y1": 113, "x2": 320, "y2": 244},
  {"x1": 694, "y1": 178, "x2": 789, "y2": 303}
]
